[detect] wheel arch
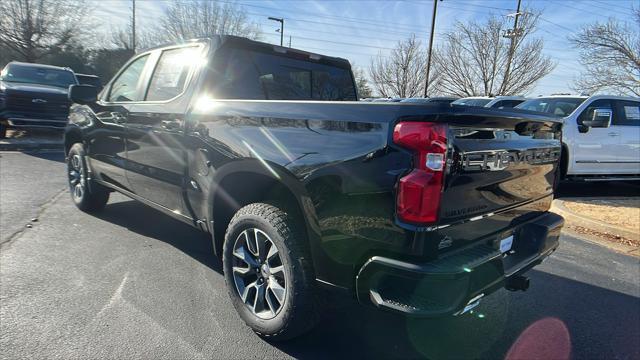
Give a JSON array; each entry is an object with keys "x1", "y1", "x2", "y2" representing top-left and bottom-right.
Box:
[
  {"x1": 207, "y1": 159, "x2": 320, "y2": 258},
  {"x1": 64, "y1": 126, "x2": 84, "y2": 156},
  {"x1": 560, "y1": 142, "x2": 570, "y2": 179}
]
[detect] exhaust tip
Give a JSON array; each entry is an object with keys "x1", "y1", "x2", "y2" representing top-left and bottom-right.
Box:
[{"x1": 506, "y1": 275, "x2": 530, "y2": 292}]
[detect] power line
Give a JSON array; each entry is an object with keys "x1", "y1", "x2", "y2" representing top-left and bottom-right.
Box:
[
  {"x1": 534, "y1": 0, "x2": 636, "y2": 16},
  {"x1": 255, "y1": 21, "x2": 452, "y2": 45},
  {"x1": 222, "y1": 0, "x2": 438, "y2": 34},
  {"x1": 257, "y1": 31, "x2": 396, "y2": 51}
]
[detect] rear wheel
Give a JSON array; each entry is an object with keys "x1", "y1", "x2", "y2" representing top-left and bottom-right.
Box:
[
  {"x1": 67, "y1": 143, "x2": 110, "y2": 212},
  {"x1": 223, "y1": 203, "x2": 320, "y2": 340},
  {"x1": 0, "y1": 123, "x2": 7, "y2": 139}
]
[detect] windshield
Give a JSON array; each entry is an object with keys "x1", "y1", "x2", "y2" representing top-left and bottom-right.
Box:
[
  {"x1": 0, "y1": 64, "x2": 77, "y2": 88},
  {"x1": 515, "y1": 97, "x2": 586, "y2": 116},
  {"x1": 452, "y1": 98, "x2": 492, "y2": 107}
]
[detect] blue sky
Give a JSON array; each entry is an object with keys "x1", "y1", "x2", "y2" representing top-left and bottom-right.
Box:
[{"x1": 92, "y1": 0, "x2": 638, "y2": 96}]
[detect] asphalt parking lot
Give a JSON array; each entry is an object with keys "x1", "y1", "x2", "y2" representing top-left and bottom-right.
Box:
[{"x1": 1, "y1": 150, "x2": 639, "y2": 359}]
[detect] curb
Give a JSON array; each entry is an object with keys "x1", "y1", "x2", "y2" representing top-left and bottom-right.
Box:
[
  {"x1": 552, "y1": 199, "x2": 639, "y2": 241},
  {"x1": 552, "y1": 199, "x2": 639, "y2": 257}
]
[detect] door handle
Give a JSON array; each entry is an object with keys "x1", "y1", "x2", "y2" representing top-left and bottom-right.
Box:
[
  {"x1": 608, "y1": 132, "x2": 619, "y2": 137},
  {"x1": 161, "y1": 120, "x2": 181, "y2": 130}
]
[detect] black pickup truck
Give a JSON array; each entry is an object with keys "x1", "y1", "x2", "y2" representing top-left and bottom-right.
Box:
[
  {"x1": 0, "y1": 62, "x2": 78, "y2": 138},
  {"x1": 64, "y1": 36, "x2": 564, "y2": 340}
]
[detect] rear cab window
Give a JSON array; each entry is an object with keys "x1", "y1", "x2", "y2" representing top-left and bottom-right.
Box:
[{"x1": 209, "y1": 45, "x2": 357, "y2": 101}]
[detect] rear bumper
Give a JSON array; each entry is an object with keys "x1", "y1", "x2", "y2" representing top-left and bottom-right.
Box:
[{"x1": 355, "y1": 211, "x2": 564, "y2": 316}]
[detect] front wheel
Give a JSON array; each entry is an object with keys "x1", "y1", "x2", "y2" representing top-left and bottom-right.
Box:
[
  {"x1": 223, "y1": 203, "x2": 320, "y2": 340},
  {"x1": 67, "y1": 143, "x2": 110, "y2": 212}
]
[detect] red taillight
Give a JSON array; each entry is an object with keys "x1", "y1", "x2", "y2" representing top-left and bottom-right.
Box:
[{"x1": 393, "y1": 122, "x2": 447, "y2": 224}]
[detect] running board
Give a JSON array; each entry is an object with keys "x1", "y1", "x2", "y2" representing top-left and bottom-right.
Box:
[{"x1": 567, "y1": 176, "x2": 640, "y2": 182}]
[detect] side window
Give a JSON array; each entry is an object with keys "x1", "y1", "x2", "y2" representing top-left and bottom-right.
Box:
[
  {"x1": 146, "y1": 47, "x2": 199, "y2": 101},
  {"x1": 210, "y1": 48, "x2": 265, "y2": 99},
  {"x1": 107, "y1": 54, "x2": 150, "y2": 102},
  {"x1": 613, "y1": 100, "x2": 640, "y2": 126},
  {"x1": 504, "y1": 100, "x2": 524, "y2": 108},
  {"x1": 491, "y1": 100, "x2": 505, "y2": 108},
  {"x1": 577, "y1": 99, "x2": 613, "y2": 125}
]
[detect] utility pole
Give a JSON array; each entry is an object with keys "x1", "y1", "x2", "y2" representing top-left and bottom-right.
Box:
[
  {"x1": 289, "y1": 36, "x2": 292, "y2": 48},
  {"x1": 502, "y1": 0, "x2": 523, "y2": 95},
  {"x1": 268, "y1": 17, "x2": 284, "y2": 46},
  {"x1": 132, "y1": 0, "x2": 136, "y2": 52},
  {"x1": 424, "y1": 0, "x2": 441, "y2": 98}
]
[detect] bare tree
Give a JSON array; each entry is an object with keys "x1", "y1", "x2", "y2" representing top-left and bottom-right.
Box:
[
  {"x1": 570, "y1": 10, "x2": 640, "y2": 96},
  {"x1": 159, "y1": 0, "x2": 260, "y2": 42},
  {"x1": 0, "y1": 0, "x2": 91, "y2": 63},
  {"x1": 369, "y1": 36, "x2": 439, "y2": 98},
  {"x1": 434, "y1": 10, "x2": 554, "y2": 97},
  {"x1": 108, "y1": 27, "x2": 164, "y2": 51},
  {"x1": 352, "y1": 65, "x2": 372, "y2": 99}
]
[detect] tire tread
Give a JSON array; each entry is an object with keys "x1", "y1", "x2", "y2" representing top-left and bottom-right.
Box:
[{"x1": 223, "y1": 203, "x2": 320, "y2": 340}]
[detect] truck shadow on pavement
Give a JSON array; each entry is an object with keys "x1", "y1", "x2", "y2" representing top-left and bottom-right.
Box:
[
  {"x1": 94, "y1": 199, "x2": 639, "y2": 360},
  {"x1": 95, "y1": 198, "x2": 223, "y2": 273},
  {"x1": 278, "y1": 269, "x2": 639, "y2": 359}
]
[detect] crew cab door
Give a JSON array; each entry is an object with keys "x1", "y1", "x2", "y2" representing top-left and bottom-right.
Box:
[
  {"x1": 124, "y1": 45, "x2": 203, "y2": 216},
  {"x1": 613, "y1": 99, "x2": 640, "y2": 174},
  {"x1": 88, "y1": 53, "x2": 152, "y2": 190},
  {"x1": 570, "y1": 99, "x2": 619, "y2": 175}
]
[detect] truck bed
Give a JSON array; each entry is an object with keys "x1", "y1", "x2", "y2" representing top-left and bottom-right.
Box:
[{"x1": 187, "y1": 100, "x2": 562, "y2": 287}]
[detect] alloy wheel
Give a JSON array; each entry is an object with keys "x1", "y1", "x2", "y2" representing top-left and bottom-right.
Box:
[
  {"x1": 68, "y1": 154, "x2": 86, "y2": 200},
  {"x1": 231, "y1": 228, "x2": 287, "y2": 319}
]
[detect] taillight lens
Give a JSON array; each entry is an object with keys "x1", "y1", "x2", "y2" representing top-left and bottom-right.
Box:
[{"x1": 393, "y1": 122, "x2": 447, "y2": 224}]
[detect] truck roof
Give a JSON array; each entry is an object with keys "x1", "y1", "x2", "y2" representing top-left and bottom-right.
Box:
[
  {"x1": 140, "y1": 35, "x2": 352, "y2": 69},
  {"x1": 6, "y1": 61, "x2": 73, "y2": 72}
]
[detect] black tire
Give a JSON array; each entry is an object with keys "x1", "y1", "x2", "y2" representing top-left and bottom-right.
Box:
[
  {"x1": 67, "y1": 143, "x2": 110, "y2": 212},
  {"x1": 560, "y1": 147, "x2": 569, "y2": 181},
  {"x1": 223, "y1": 203, "x2": 319, "y2": 340},
  {"x1": 0, "y1": 123, "x2": 7, "y2": 139}
]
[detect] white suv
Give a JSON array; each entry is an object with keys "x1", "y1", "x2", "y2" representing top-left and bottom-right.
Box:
[{"x1": 516, "y1": 95, "x2": 640, "y2": 180}]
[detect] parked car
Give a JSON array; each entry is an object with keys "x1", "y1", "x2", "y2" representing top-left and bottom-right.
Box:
[
  {"x1": 64, "y1": 36, "x2": 564, "y2": 340},
  {"x1": 400, "y1": 97, "x2": 458, "y2": 104},
  {"x1": 74, "y1": 73, "x2": 103, "y2": 92},
  {"x1": 372, "y1": 98, "x2": 404, "y2": 102},
  {"x1": 452, "y1": 96, "x2": 494, "y2": 107},
  {"x1": 452, "y1": 96, "x2": 526, "y2": 109},
  {"x1": 485, "y1": 96, "x2": 527, "y2": 109},
  {"x1": 0, "y1": 61, "x2": 77, "y2": 138},
  {"x1": 516, "y1": 95, "x2": 640, "y2": 181}
]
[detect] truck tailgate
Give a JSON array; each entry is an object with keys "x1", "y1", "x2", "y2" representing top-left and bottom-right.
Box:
[{"x1": 436, "y1": 111, "x2": 562, "y2": 250}]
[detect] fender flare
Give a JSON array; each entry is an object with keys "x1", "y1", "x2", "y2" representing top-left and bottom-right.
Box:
[{"x1": 206, "y1": 158, "x2": 322, "y2": 256}]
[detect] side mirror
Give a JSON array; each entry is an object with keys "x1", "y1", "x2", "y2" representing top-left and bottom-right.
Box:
[
  {"x1": 68, "y1": 84, "x2": 98, "y2": 104},
  {"x1": 583, "y1": 108, "x2": 612, "y2": 128}
]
